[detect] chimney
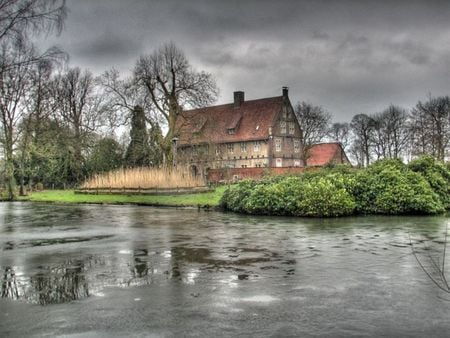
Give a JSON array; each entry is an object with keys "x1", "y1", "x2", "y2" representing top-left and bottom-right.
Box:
[
  {"x1": 282, "y1": 86, "x2": 289, "y2": 98},
  {"x1": 234, "y1": 91, "x2": 244, "y2": 108}
]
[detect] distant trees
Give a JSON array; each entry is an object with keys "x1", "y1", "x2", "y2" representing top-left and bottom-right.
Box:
[
  {"x1": 349, "y1": 114, "x2": 374, "y2": 167},
  {"x1": 330, "y1": 95, "x2": 450, "y2": 167},
  {"x1": 50, "y1": 67, "x2": 108, "y2": 182},
  {"x1": 86, "y1": 137, "x2": 123, "y2": 174},
  {"x1": 410, "y1": 96, "x2": 450, "y2": 161},
  {"x1": 0, "y1": 0, "x2": 66, "y2": 199},
  {"x1": 328, "y1": 122, "x2": 350, "y2": 150},
  {"x1": 294, "y1": 102, "x2": 331, "y2": 165}
]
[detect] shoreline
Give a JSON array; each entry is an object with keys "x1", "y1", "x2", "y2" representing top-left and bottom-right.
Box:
[{"x1": 13, "y1": 188, "x2": 225, "y2": 210}]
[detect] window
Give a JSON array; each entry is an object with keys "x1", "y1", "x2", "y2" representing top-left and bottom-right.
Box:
[
  {"x1": 276, "y1": 158, "x2": 283, "y2": 167},
  {"x1": 289, "y1": 122, "x2": 295, "y2": 135},
  {"x1": 227, "y1": 128, "x2": 235, "y2": 135},
  {"x1": 294, "y1": 140, "x2": 300, "y2": 153},
  {"x1": 215, "y1": 146, "x2": 221, "y2": 155},
  {"x1": 227, "y1": 143, "x2": 234, "y2": 154},
  {"x1": 280, "y1": 121, "x2": 287, "y2": 134},
  {"x1": 275, "y1": 137, "x2": 282, "y2": 152},
  {"x1": 240, "y1": 142, "x2": 247, "y2": 152},
  {"x1": 254, "y1": 141, "x2": 261, "y2": 152},
  {"x1": 294, "y1": 159, "x2": 301, "y2": 167}
]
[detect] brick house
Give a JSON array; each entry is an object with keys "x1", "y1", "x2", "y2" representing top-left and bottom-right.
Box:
[{"x1": 175, "y1": 88, "x2": 350, "y2": 181}]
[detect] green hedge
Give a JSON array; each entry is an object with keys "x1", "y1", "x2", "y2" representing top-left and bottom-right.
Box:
[{"x1": 220, "y1": 157, "x2": 449, "y2": 217}]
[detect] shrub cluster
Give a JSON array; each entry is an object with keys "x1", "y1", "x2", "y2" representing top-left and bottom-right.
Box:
[{"x1": 220, "y1": 157, "x2": 449, "y2": 217}]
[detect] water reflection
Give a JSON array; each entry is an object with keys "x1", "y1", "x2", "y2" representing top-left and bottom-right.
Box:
[
  {"x1": 0, "y1": 202, "x2": 449, "y2": 307},
  {"x1": 29, "y1": 260, "x2": 89, "y2": 305},
  {"x1": 2, "y1": 266, "x2": 20, "y2": 300}
]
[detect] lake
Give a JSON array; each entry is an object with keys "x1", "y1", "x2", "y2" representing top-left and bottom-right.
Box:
[{"x1": 1, "y1": 202, "x2": 450, "y2": 337}]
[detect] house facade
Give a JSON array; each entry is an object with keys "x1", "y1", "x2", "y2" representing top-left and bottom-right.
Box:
[
  {"x1": 175, "y1": 87, "x2": 350, "y2": 180},
  {"x1": 176, "y1": 88, "x2": 304, "y2": 173}
]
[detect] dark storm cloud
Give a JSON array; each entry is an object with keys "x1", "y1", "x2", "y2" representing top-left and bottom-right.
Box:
[
  {"x1": 45, "y1": 0, "x2": 450, "y2": 121},
  {"x1": 73, "y1": 33, "x2": 142, "y2": 64}
]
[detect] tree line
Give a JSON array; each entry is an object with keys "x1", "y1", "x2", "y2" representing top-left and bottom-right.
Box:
[
  {"x1": 0, "y1": 0, "x2": 219, "y2": 199},
  {"x1": 297, "y1": 97, "x2": 450, "y2": 168}
]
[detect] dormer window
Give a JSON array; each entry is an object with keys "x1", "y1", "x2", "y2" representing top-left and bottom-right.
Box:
[{"x1": 228, "y1": 128, "x2": 236, "y2": 135}]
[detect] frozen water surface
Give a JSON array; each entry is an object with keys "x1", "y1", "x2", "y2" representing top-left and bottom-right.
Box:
[{"x1": 1, "y1": 202, "x2": 450, "y2": 337}]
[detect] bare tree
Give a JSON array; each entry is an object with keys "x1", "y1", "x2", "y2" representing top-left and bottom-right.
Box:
[
  {"x1": 371, "y1": 105, "x2": 410, "y2": 160},
  {"x1": 0, "y1": 0, "x2": 66, "y2": 199},
  {"x1": 350, "y1": 113, "x2": 374, "y2": 167},
  {"x1": 0, "y1": 39, "x2": 63, "y2": 199},
  {"x1": 294, "y1": 101, "x2": 331, "y2": 165},
  {"x1": 51, "y1": 67, "x2": 108, "y2": 182},
  {"x1": 99, "y1": 68, "x2": 157, "y2": 128},
  {"x1": 410, "y1": 96, "x2": 450, "y2": 161},
  {"x1": 328, "y1": 122, "x2": 350, "y2": 150},
  {"x1": 133, "y1": 42, "x2": 218, "y2": 164},
  {"x1": 0, "y1": 0, "x2": 66, "y2": 43}
]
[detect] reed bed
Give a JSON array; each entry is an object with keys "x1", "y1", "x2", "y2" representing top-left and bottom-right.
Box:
[{"x1": 81, "y1": 166, "x2": 205, "y2": 189}]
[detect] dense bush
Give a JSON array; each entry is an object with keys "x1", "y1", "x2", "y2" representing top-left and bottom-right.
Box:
[
  {"x1": 351, "y1": 160, "x2": 444, "y2": 215},
  {"x1": 220, "y1": 157, "x2": 448, "y2": 217},
  {"x1": 408, "y1": 156, "x2": 450, "y2": 208},
  {"x1": 221, "y1": 172, "x2": 356, "y2": 217}
]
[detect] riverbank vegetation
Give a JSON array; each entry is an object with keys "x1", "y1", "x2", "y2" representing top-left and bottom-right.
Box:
[
  {"x1": 81, "y1": 166, "x2": 205, "y2": 190},
  {"x1": 220, "y1": 156, "x2": 450, "y2": 217}
]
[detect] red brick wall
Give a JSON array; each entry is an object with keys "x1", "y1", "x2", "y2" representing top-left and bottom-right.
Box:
[{"x1": 207, "y1": 167, "x2": 316, "y2": 183}]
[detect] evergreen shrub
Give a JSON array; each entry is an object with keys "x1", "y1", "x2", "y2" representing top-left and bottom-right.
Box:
[{"x1": 220, "y1": 157, "x2": 448, "y2": 217}]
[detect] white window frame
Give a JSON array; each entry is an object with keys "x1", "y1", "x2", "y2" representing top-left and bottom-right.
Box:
[
  {"x1": 240, "y1": 142, "x2": 247, "y2": 152},
  {"x1": 254, "y1": 141, "x2": 261, "y2": 152},
  {"x1": 227, "y1": 143, "x2": 234, "y2": 154},
  {"x1": 289, "y1": 122, "x2": 295, "y2": 135},
  {"x1": 294, "y1": 139, "x2": 300, "y2": 153},
  {"x1": 275, "y1": 137, "x2": 282, "y2": 152},
  {"x1": 280, "y1": 121, "x2": 287, "y2": 134}
]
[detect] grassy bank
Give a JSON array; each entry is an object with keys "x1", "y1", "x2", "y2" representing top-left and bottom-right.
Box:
[{"x1": 18, "y1": 186, "x2": 227, "y2": 208}]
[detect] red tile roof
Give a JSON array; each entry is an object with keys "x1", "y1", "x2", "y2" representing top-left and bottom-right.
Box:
[
  {"x1": 307, "y1": 142, "x2": 348, "y2": 166},
  {"x1": 176, "y1": 96, "x2": 284, "y2": 145}
]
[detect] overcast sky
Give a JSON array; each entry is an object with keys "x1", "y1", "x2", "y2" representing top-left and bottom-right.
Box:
[{"x1": 40, "y1": 0, "x2": 450, "y2": 122}]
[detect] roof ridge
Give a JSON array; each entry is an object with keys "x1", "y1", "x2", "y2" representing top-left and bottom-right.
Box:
[{"x1": 183, "y1": 95, "x2": 283, "y2": 113}]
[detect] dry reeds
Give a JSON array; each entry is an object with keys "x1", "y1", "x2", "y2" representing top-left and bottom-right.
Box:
[{"x1": 81, "y1": 166, "x2": 205, "y2": 189}]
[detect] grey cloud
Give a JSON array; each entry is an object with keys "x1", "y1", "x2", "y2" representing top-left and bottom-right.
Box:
[
  {"x1": 43, "y1": 0, "x2": 450, "y2": 122},
  {"x1": 76, "y1": 33, "x2": 142, "y2": 60}
]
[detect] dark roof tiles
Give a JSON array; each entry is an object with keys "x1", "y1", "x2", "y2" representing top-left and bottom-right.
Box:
[{"x1": 176, "y1": 96, "x2": 284, "y2": 145}]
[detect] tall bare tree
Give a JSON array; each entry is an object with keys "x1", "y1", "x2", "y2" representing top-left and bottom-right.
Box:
[
  {"x1": 133, "y1": 42, "x2": 218, "y2": 163},
  {"x1": 0, "y1": 0, "x2": 66, "y2": 199},
  {"x1": 371, "y1": 105, "x2": 410, "y2": 160},
  {"x1": 328, "y1": 122, "x2": 350, "y2": 150},
  {"x1": 410, "y1": 96, "x2": 450, "y2": 161},
  {"x1": 350, "y1": 113, "x2": 374, "y2": 167},
  {"x1": 294, "y1": 101, "x2": 331, "y2": 165},
  {"x1": 0, "y1": 40, "x2": 63, "y2": 199},
  {"x1": 51, "y1": 67, "x2": 107, "y2": 182}
]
